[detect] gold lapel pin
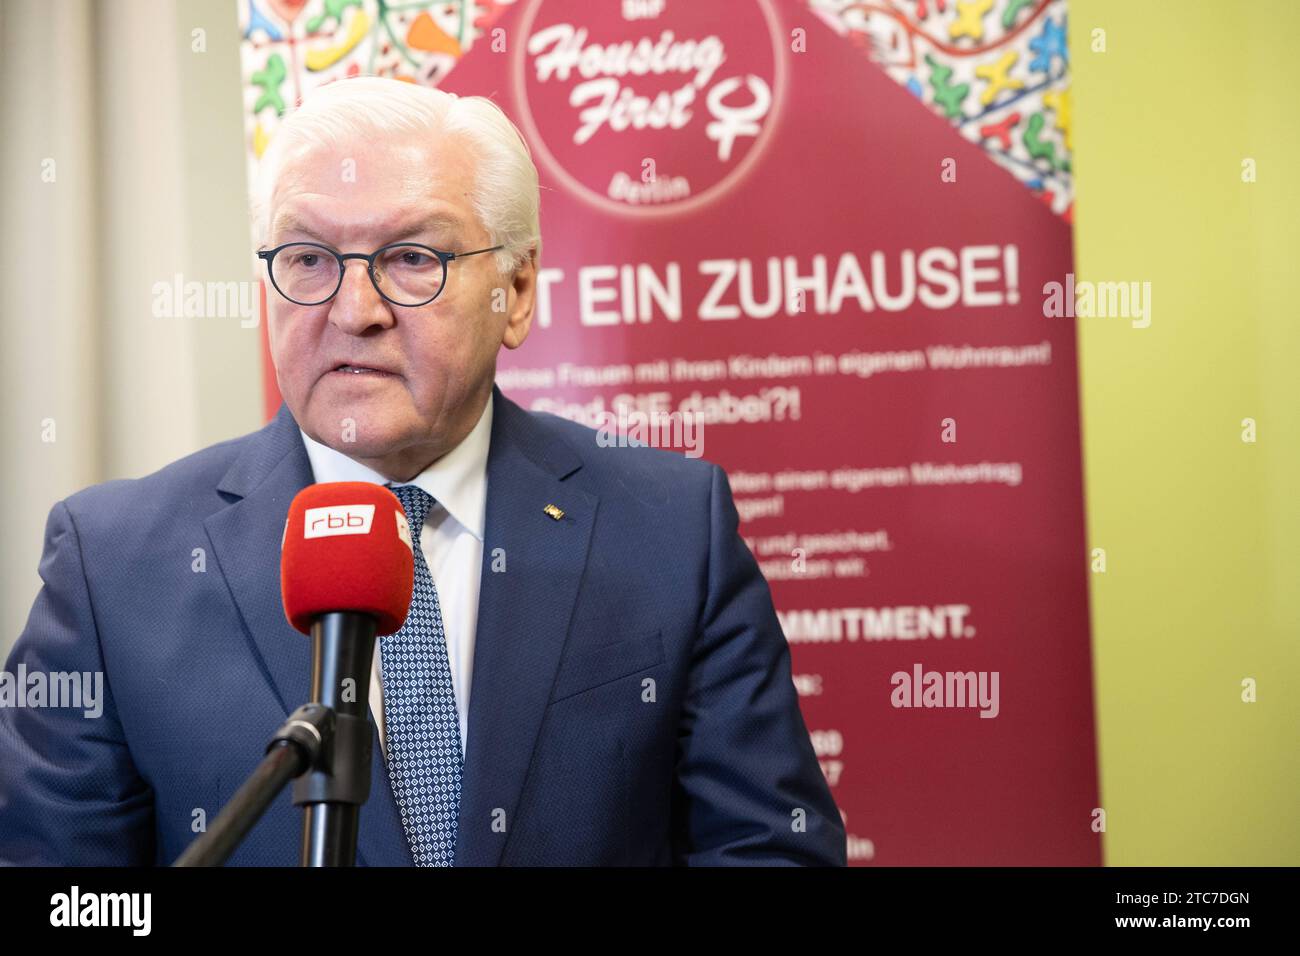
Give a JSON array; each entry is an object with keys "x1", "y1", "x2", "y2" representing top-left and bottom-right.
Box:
[{"x1": 543, "y1": 503, "x2": 565, "y2": 521}]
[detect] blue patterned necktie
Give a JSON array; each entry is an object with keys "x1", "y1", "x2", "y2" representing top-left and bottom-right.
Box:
[{"x1": 382, "y1": 484, "x2": 463, "y2": 866}]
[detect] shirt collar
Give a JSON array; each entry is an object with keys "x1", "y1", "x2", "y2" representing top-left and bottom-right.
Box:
[{"x1": 299, "y1": 398, "x2": 493, "y2": 541}]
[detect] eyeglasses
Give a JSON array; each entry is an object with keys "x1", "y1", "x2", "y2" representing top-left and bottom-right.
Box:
[{"x1": 257, "y1": 241, "x2": 505, "y2": 307}]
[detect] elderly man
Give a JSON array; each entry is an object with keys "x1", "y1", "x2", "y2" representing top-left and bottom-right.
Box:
[{"x1": 0, "y1": 77, "x2": 845, "y2": 866}]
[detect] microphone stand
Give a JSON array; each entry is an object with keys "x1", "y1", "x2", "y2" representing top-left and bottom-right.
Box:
[
  {"x1": 296, "y1": 612, "x2": 377, "y2": 866},
  {"x1": 173, "y1": 612, "x2": 378, "y2": 867}
]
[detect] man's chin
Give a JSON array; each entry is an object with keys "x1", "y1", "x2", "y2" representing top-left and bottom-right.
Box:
[
  {"x1": 314, "y1": 428, "x2": 408, "y2": 460},
  {"x1": 299, "y1": 404, "x2": 412, "y2": 456}
]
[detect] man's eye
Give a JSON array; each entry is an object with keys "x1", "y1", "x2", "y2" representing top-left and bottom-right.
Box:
[{"x1": 401, "y1": 251, "x2": 433, "y2": 267}]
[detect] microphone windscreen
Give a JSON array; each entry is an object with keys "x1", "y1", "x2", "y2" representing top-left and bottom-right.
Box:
[{"x1": 281, "y1": 481, "x2": 415, "y2": 636}]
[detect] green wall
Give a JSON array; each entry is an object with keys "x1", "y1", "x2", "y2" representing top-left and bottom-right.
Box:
[{"x1": 1071, "y1": 0, "x2": 1299, "y2": 865}]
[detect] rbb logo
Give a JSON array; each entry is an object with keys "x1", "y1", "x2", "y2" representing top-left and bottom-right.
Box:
[{"x1": 303, "y1": 504, "x2": 376, "y2": 539}]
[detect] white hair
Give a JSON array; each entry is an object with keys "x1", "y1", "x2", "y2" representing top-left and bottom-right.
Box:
[{"x1": 252, "y1": 76, "x2": 540, "y2": 274}]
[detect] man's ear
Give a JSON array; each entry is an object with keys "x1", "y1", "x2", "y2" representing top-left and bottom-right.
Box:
[{"x1": 501, "y1": 246, "x2": 538, "y2": 350}]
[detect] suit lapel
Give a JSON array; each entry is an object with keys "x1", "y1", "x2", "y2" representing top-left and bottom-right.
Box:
[
  {"x1": 203, "y1": 403, "x2": 412, "y2": 866},
  {"x1": 205, "y1": 404, "x2": 312, "y2": 717},
  {"x1": 455, "y1": 389, "x2": 596, "y2": 866}
]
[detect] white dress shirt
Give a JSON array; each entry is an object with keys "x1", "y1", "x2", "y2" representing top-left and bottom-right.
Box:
[{"x1": 298, "y1": 399, "x2": 492, "y2": 759}]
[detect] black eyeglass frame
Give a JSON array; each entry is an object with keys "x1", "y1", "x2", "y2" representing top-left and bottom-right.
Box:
[{"x1": 257, "y1": 240, "x2": 506, "y2": 307}]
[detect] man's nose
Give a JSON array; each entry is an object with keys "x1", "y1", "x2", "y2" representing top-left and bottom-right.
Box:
[{"x1": 327, "y1": 259, "x2": 395, "y2": 334}]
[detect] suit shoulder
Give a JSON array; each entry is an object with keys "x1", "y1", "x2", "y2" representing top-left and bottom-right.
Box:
[{"x1": 59, "y1": 421, "x2": 264, "y2": 529}]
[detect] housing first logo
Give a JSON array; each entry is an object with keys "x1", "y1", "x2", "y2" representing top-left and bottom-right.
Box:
[{"x1": 514, "y1": 0, "x2": 787, "y2": 217}]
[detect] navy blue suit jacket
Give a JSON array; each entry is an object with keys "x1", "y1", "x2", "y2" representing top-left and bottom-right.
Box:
[{"x1": 0, "y1": 387, "x2": 845, "y2": 865}]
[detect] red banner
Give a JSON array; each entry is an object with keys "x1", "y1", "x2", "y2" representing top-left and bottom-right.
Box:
[{"x1": 258, "y1": 0, "x2": 1100, "y2": 864}]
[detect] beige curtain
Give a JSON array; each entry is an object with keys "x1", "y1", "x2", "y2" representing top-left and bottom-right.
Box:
[{"x1": 0, "y1": 0, "x2": 263, "y2": 651}]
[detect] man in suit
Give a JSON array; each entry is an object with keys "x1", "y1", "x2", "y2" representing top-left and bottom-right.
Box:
[{"x1": 0, "y1": 78, "x2": 845, "y2": 866}]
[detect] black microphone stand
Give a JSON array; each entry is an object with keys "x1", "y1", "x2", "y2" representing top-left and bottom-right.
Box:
[
  {"x1": 173, "y1": 612, "x2": 378, "y2": 867},
  {"x1": 297, "y1": 612, "x2": 377, "y2": 866}
]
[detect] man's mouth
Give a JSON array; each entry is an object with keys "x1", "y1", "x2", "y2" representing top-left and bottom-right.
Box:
[{"x1": 331, "y1": 364, "x2": 395, "y2": 376}]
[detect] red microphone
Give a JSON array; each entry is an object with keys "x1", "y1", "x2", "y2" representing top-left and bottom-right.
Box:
[
  {"x1": 280, "y1": 481, "x2": 416, "y2": 866},
  {"x1": 281, "y1": 481, "x2": 415, "y2": 636}
]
